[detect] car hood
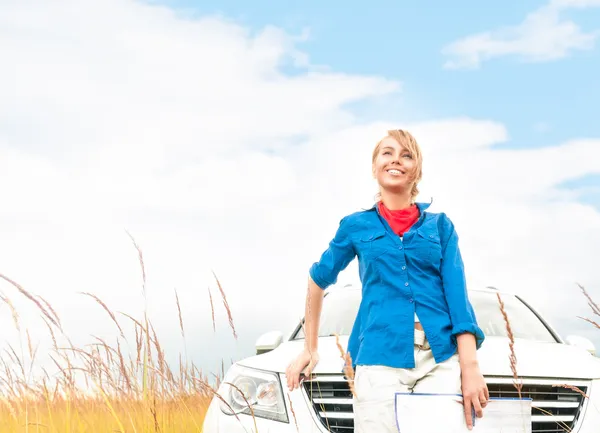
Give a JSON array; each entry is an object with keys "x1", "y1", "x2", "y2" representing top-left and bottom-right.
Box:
[{"x1": 238, "y1": 336, "x2": 600, "y2": 380}]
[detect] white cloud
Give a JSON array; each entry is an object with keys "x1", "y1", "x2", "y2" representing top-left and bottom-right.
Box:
[
  {"x1": 442, "y1": 1, "x2": 600, "y2": 69},
  {"x1": 1, "y1": 0, "x2": 600, "y2": 379}
]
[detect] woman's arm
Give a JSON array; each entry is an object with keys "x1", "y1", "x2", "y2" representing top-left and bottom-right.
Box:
[
  {"x1": 456, "y1": 333, "x2": 478, "y2": 368},
  {"x1": 304, "y1": 277, "x2": 325, "y2": 354},
  {"x1": 457, "y1": 333, "x2": 489, "y2": 430},
  {"x1": 439, "y1": 218, "x2": 485, "y2": 348},
  {"x1": 286, "y1": 216, "x2": 356, "y2": 391},
  {"x1": 439, "y1": 216, "x2": 488, "y2": 430},
  {"x1": 286, "y1": 277, "x2": 324, "y2": 391}
]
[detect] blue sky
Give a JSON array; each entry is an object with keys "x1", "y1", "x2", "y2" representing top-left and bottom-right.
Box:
[
  {"x1": 165, "y1": 0, "x2": 600, "y2": 207},
  {"x1": 169, "y1": 0, "x2": 600, "y2": 143}
]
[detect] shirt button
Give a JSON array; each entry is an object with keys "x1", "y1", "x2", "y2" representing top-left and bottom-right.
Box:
[
  {"x1": 429, "y1": 235, "x2": 434, "y2": 238},
  {"x1": 405, "y1": 282, "x2": 409, "y2": 286},
  {"x1": 409, "y1": 298, "x2": 414, "y2": 303},
  {"x1": 398, "y1": 246, "x2": 403, "y2": 250},
  {"x1": 402, "y1": 266, "x2": 406, "y2": 270}
]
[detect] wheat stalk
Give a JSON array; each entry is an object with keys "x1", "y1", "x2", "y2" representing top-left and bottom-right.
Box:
[
  {"x1": 211, "y1": 271, "x2": 237, "y2": 340},
  {"x1": 496, "y1": 293, "x2": 523, "y2": 399},
  {"x1": 334, "y1": 334, "x2": 356, "y2": 398}
]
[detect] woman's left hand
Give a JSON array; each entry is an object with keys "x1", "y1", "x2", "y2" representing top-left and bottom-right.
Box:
[{"x1": 461, "y1": 362, "x2": 489, "y2": 430}]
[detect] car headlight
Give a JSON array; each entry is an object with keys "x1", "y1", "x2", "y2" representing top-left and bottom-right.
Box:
[{"x1": 218, "y1": 364, "x2": 288, "y2": 423}]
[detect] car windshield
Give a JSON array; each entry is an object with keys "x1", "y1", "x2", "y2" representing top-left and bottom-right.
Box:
[{"x1": 292, "y1": 289, "x2": 558, "y2": 343}]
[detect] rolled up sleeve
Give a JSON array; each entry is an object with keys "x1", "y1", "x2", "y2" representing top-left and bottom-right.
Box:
[
  {"x1": 440, "y1": 217, "x2": 485, "y2": 349},
  {"x1": 309, "y1": 217, "x2": 356, "y2": 290}
]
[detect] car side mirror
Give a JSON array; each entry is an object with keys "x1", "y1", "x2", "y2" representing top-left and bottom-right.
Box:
[
  {"x1": 565, "y1": 335, "x2": 596, "y2": 356},
  {"x1": 255, "y1": 331, "x2": 284, "y2": 355}
]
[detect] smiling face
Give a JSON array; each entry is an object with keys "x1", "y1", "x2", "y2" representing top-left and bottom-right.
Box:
[{"x1": 372, "y1": 130, "x2": 422, "y2": 198}]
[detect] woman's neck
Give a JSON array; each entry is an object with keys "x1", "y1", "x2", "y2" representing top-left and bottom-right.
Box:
[{"x1": 380, "y1": 189, "x2": 413, "y2": 211}]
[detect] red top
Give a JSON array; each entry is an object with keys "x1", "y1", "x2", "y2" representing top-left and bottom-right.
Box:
[{"x1": 378, "y1": 201, "x2": 420, "y2": 236}]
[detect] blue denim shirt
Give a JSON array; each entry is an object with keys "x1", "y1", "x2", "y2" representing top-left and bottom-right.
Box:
[{"x1": 309, "y1": 202, "x2": 485, "y2": 369}]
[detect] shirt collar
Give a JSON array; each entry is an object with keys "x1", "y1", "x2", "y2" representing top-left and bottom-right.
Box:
[{"x1": 367, "y1": 199, "x2": 432, "y2": 213}]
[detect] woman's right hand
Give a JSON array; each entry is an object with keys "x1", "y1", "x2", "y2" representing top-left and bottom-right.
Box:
[{"x1": 285, "y1": 349, "x2": 320, "y2": 391}]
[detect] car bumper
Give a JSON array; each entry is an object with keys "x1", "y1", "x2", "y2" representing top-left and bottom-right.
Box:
[
  {"x1": 202, "y1": 398, "x2": 295, "y2": 433},
  {"x1": 202, "y1": 374, "x2": 600, "y2": 433}
]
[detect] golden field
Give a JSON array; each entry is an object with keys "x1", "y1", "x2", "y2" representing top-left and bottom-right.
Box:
[
  {"x1": 0, "y1": 396, "x2": 213, "y2": 432},
  {"x1": 0, "y1": 235, "x2": 223, "y2": 433},
  {"x1": 0, "y1": 286, "x2": 217, "y2": 433}
]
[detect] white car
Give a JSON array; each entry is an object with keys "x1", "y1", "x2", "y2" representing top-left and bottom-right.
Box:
[{"x1": 202, "y1": 286, "x2": 600, "y2": 432}]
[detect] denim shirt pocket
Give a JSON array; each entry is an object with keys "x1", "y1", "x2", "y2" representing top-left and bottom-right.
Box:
[{"x1": 359, "y1": 230, "x2": 389, "y2": 260}]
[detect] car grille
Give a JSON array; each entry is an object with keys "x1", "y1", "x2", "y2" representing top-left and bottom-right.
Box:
[
  {"x1": 486, "y1": 378, "x2": 588, "y2": 433},
  {"x1": 302, "y1": 376, "x2": 589, "y2": 433}
]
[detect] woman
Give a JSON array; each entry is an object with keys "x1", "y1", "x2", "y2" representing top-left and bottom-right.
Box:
[{"x1": 285, "y1": 129, "x2": 489, "y2": 432}]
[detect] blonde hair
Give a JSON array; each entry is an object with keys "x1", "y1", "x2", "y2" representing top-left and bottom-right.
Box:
[{"x1": 372, "y1": 129, "x2": 423, "y2": 200}]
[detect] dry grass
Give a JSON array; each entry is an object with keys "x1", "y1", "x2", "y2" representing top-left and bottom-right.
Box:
[
  {"x1": 334, "y1": 334, "x2": 356, "y2": 398},
  {"x1": 211, "y1": 272, "x2": 236, "y2": 341},
  {"x1": 286, "y1": 392, "x2": 300, "y2": 433},
  {"x1": 576, "y1": 283, "x2": 600, "y2": 330},
  {"x1": 0, "y1": 233, "x2": 242, "y2": 433},
  {"x1": 496, "y1": 292, "x2": 523, "y2": 399}
]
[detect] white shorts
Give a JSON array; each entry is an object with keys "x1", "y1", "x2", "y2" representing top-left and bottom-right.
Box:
[{"x1": 353, "y1": 329, "x2": 461, "y2": 433}]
